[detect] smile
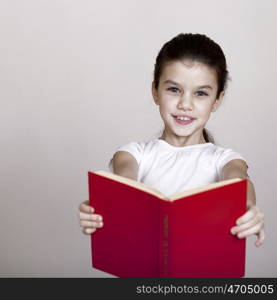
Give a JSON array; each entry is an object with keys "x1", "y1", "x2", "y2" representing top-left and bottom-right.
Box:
[{"x1": 172, "y1": 115, "x2": 195, "y2": 125}]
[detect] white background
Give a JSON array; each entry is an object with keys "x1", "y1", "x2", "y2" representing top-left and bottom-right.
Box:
[{"x1": 0, "y1": 0, "x2": 276, "y2": 277}]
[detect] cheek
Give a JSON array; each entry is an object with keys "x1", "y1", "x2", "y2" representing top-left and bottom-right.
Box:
[
  {"x1": 159, "y1": 96, "x2": 176, "y2": 111},
  {"x1": 195, "y1": 101, "x2": 214, "y2": 115}
]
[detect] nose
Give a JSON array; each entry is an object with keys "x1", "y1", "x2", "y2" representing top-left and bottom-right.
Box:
[{"x1": 177, "y1": 94, "x2": 194, "y2": 110}]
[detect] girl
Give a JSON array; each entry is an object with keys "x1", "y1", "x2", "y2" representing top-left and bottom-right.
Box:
[{"x1": 79, "y1": 33, "x2": 265, "y2": 247}]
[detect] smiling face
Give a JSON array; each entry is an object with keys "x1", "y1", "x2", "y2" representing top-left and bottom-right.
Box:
[{"x1": 152, "y1": 59, "x2": 224, "y2": 147}]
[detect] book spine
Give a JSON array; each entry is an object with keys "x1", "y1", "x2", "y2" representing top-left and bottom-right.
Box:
[{"x1": 159, "y1": 201, "x2": 170, "y2": 277}]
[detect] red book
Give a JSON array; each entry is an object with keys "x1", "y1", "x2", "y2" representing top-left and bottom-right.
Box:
[{"x1": 88, "y1": 170, "x2": 247, "y2": 278}]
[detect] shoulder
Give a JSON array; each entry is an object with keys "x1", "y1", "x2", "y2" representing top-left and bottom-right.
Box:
[
  {"x1": 114, "y1": 140, "x2": 147, "y2": 159},
  {"x1": 115, "y1": 139, "x2": 159, "y2": 156},
  {"x1": 211, "y1": 143, "x2": 248, "y2": 177},
  {"x1": 211, "y1": 144, "x2": 246, "y2": 160},
  {"x1": 109, "y1": 139, "x2": 155, "y2": 171}
]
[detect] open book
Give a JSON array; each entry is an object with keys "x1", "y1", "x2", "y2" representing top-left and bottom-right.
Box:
[{"x1": 88, "y1": 170, "x2": 247, "y2": 278}]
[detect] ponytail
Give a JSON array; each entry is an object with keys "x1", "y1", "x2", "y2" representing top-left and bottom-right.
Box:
[{"x1": 203, "y1": 128, "x2": 215, "y2": 144}]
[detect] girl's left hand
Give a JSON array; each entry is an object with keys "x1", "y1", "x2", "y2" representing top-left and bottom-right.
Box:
[{"x1": 230, "y1": 205, "x2": 265, "y2": 247}]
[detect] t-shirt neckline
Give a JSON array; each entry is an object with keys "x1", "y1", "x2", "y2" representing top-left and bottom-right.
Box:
[{"x1": 155, "y1": 138, "x2": 213, "y2": 151}]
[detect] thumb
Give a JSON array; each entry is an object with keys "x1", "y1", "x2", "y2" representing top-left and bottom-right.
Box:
[{"x1": 255, "y1": 229, "x2": 265, "y2": 247}]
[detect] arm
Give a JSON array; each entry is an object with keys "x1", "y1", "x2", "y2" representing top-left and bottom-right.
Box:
[
  {"x1": 221, "y1": 159, "x2": 265, "y2": 247},
  {"x1": 111, "y1": 151, "x2": 139, "y2": 181},
  {"x1": 79, "y1": 151, "x2": 138, "y2": 236},
  {"x1": 221, "y1": 159, "x2": 255, "y2": 209}
]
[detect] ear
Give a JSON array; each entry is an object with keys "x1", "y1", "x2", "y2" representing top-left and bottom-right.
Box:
[
  {"x1": 152, "y1": 82, "x2": 159, "y2": 105},
  {"x1": 211, "y1": 91, "x2": 224, "y2": 112}
]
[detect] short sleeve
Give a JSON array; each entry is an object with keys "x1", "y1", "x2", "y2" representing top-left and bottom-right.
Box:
[
  {"x1": 215, "y1": 148, "x2": 247, "y2": 179},
  {"x1": 108, "y1": 159, "x2": 114, "y2": 172},
  {"x1": 108, "y1": 141, "x2": 144, "y2": 173}
]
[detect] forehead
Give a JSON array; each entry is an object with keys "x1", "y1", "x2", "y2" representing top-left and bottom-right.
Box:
[{"x1": 160, "y1": 60, "x2": 218, "y2": 86}]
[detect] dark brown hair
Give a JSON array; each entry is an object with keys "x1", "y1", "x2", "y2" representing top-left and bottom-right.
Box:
[{"x1": 153, "y1": 33, "x2": 230, "y2": 143}]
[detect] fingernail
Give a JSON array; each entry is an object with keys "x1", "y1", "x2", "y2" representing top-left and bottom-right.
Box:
[{"x1": 231, "y1": 230, "x2": 236, "y2": 235}]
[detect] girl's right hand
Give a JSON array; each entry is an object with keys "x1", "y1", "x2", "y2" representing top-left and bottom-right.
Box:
[{"x1": 79, "y1": 200, "x2": 104, "y2": 235}]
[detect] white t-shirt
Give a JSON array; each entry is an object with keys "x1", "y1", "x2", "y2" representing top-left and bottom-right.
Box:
[{"x1": 108, "y1": 138, "x2": 247, "y2": 197}]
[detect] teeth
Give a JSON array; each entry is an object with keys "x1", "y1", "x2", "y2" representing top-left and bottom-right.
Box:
[{"x1": 176, "y1": 116, "x2": 191, "y2": 121}]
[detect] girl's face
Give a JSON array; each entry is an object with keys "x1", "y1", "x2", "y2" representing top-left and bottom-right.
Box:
[{"x1": 152, "y1": 60, "x2": 224, "y2": 145}]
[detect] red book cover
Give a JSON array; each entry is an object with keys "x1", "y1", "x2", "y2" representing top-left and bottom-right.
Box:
[{"x1": 88, "y1": 170, "x2": 247, "y2": 278}]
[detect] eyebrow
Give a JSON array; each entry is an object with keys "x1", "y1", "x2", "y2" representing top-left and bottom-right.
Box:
[{"x1": 163, "y1": 79, "x2": 213, "y2": 90}]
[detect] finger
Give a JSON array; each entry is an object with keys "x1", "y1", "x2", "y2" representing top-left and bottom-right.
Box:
[
  {"x1": 237, "y1": 223, "x2": 263, "y2": 239},
  {"x1": 79, "y1": 201, "x2": 94, "y2": 213},
  {"x1": 79, "y1": 212, "x2": 103, "y2": 222},
  {"x1": 236, "y1": 206, "x2": 259, "y2": 225},
  {"x1": 80, "y1": 220, "x2": 104, "y2": 228},
  {"x1": 231, "y1": 217, "x2": 260, "y2": 234},
  {"x1": 255, "y1": 229, "x2": 266, "y2": 247},
  {"x1": 231, "y1": 210, "x2": 264, "y2": 234},
  {"x1": 82, "y1": 227, "x2": 96, "y2": 235}
]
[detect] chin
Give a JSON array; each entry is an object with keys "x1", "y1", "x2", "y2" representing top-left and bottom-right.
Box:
[{"x1": 170, "y1": 127, "x2": 194, "y2": 136}]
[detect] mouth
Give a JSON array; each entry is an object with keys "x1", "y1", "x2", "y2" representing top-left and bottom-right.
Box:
[{"x1": 172, "y1": 115, "x2": 196, "y2": 125}]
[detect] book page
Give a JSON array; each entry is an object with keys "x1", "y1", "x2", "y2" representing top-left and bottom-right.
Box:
[
  {"x1": 94, "y1": 170, "x2": 165, "y2": 198},
  {"x1": 92, "y1": 170, "x2": 243, "y2": 202},
  {"x1": 168, "y1": 178, "x2": 243, "y2": 201}
]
